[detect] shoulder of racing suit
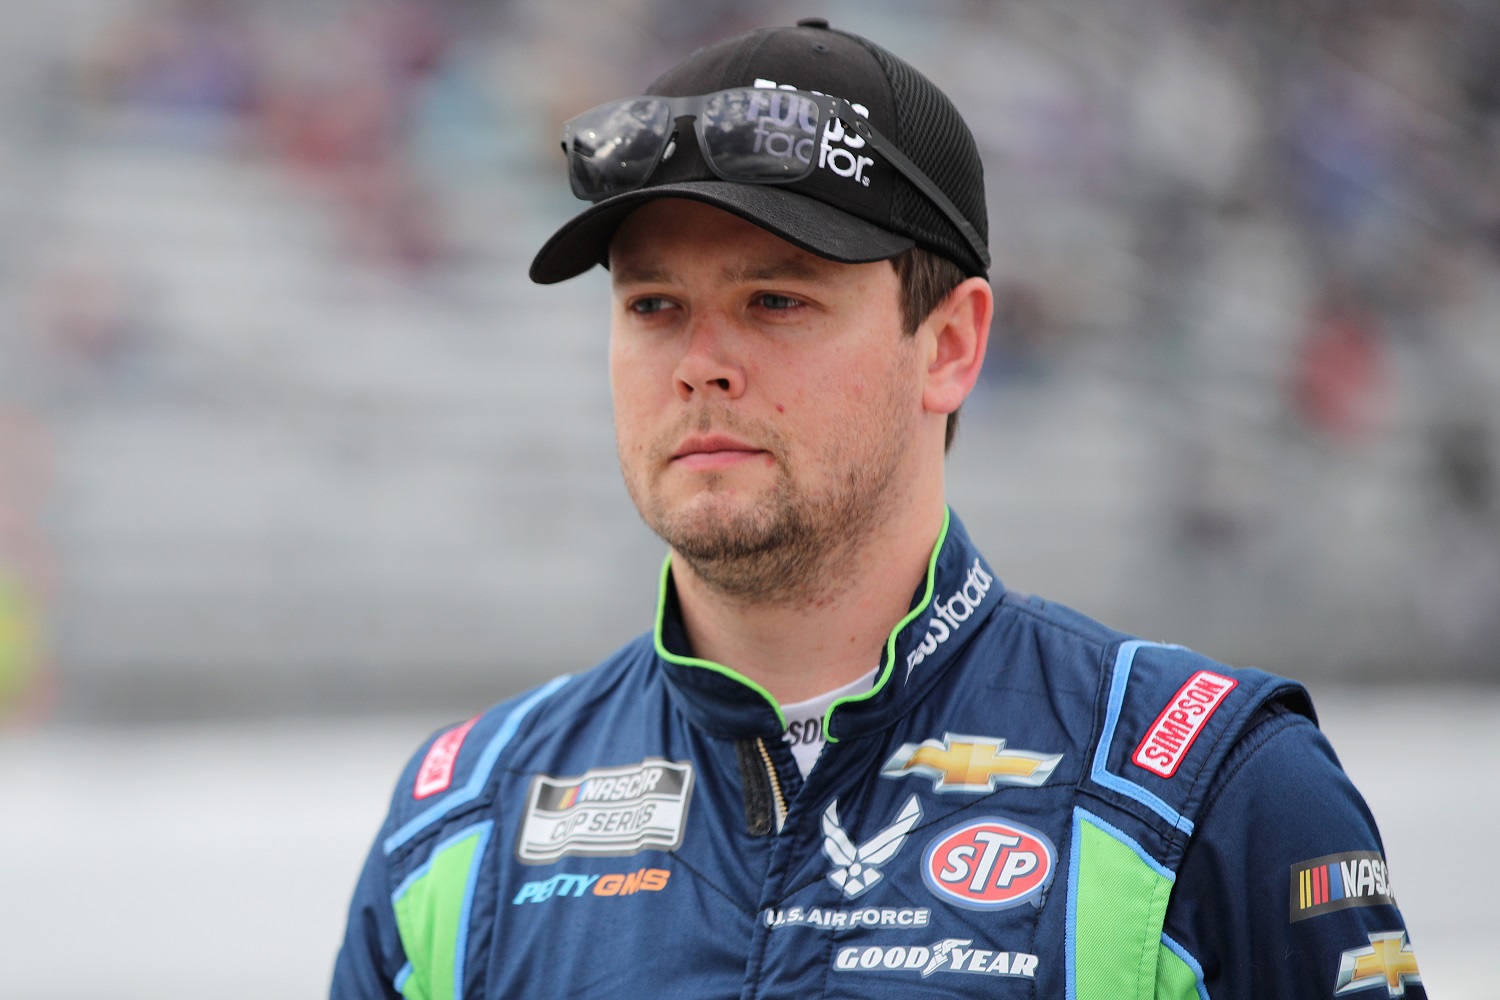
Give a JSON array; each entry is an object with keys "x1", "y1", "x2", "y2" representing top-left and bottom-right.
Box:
[{"x1": 375, "y1": 637, "x2": 658, "y2": 870}]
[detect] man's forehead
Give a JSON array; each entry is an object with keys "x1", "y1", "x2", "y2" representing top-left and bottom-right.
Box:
[
  {"x1": 609, "y1": 199, "x2": 852, "y2": 285},
  {"x1": 611, "y1": 254, "x2": 833, "y2": 289}
]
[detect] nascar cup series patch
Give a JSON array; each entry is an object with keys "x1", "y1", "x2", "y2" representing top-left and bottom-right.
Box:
[
  {"x1": 921, "y1": 817, "x2": 1055, "y2": 911},
  {"x1": 516, "y1": 759, "x2": 693, "y2": 864}
]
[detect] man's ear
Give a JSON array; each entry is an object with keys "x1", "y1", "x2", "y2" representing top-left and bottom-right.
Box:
[{"x1": 921, "y1": 277, "x2": 993, "y2": 417}]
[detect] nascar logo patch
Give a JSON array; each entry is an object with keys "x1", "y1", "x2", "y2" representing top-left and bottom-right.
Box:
[
  {"x1": 1292, "y1": 851, "x2": 1396, "y2": 922},
  {"x1": 516, "y1": 759, "x2": 693, "y2": 864}
]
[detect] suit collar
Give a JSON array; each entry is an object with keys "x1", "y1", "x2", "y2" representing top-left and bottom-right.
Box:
[{"x1": 655, "y1": 509, "x2": 1003, "y2": 741}]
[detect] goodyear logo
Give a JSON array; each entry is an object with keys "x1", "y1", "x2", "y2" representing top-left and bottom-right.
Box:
[
  {"x1": 1292, "y1": 851, "x2": 1396, "y2": 922},
  {"x1": 834, "y1": 940, "x2": 1038, "y2": 980},
  {"x1": 1335, "y1": 930, "x2": 1421, "y2": 997}
]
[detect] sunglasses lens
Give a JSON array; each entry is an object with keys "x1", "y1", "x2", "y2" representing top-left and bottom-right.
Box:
[
  {"x1": 567, "y1": 98, "x2": 672, "y2": 198},
  {"x1": 700, "y1": 89, "x2": 821, "y2": 181}
]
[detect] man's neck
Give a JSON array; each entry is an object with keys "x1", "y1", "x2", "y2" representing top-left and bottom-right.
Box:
[{"x1": 670, "y1": 501, "x2": 947, "y2": 706}]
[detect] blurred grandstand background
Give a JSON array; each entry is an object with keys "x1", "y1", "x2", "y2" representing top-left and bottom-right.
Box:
[
  {"x1": 0, "y1": 0, "x2": 1496, "y2": 993},
  {"x1": 1, "y1": 0, "x2": 1498, "y2": 723}
]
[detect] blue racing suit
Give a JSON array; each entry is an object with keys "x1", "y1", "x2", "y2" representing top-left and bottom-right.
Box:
[{"x1": 332, "y1": 510, "x2": 1425, "y2": 999}]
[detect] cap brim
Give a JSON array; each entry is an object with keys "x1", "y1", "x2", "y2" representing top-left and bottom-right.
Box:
[{"x1": 528, "y1": 181, "x2": 915, "y2": 284}]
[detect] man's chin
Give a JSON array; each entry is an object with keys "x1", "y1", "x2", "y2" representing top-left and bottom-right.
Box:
[{"x1": 648, "y1": 494, "x2": 789, "y2": 561}]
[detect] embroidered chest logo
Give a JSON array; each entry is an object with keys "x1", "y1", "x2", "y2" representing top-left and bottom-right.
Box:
[
  {"x1": 882, "y1": 733, "x2": 1063, "y2": 793},
  {"x1": 413, "y1": 716, "x2": 479, "y2": 799},
  {"x1": 822, "y1": 795, "x2": 923, "y2": 899},
  {"x1": 511, "y1": 867, "x2": 671, "y2": 905},
  {"x1": 515, "y1": 759, "x2": 694, "y2": 864},
  {"x1": 921, "y1": 817, "x2": 1056, "y2": 910},
  {"x1": 1132, "y1": 670, "x2": 1238, "y2": 778},
  {"x1": 834, "y1": 939, "x2": 1039, "y2": 980}
]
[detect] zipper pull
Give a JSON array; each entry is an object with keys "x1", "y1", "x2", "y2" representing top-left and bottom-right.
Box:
[{"x1": 734, "y1": 737, "x2": 788, "y2": 835}]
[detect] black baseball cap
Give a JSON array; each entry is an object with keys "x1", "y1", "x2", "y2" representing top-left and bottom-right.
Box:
[{"x1": 528, "y1": 18, "x2": 990, "y2": 284}]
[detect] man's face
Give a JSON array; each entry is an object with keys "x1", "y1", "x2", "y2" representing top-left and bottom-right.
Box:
[{"x1": 609, "y1": 199, "x2": 929, "y2": 603}]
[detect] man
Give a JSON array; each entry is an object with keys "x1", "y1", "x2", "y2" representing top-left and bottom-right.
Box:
[{"x1": 333, "y1": 20, "x2": 1424, "y2": 999}]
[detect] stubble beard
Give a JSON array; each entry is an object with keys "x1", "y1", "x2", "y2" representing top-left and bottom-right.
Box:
[{"x1": 624, "y1": 385, "x2": 915, "y2": 608}]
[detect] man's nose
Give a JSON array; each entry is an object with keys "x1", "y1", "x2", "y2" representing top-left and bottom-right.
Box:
[{"x1": 673, "y1": 315, "x2": 746, "y2": 402}]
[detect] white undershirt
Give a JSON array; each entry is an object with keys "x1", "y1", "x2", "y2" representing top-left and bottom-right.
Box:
[{"x1": 779, "y1": 667, "x2": 880, "y2": 778}]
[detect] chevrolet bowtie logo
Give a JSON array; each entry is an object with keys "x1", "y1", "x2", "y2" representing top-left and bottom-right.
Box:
[
  {"x1": 880, "y1": 733, "x2": 1063, "y2": 793},
  {"x1": 1335, "y1": 931, "x2": 1422, "y2": 997}
]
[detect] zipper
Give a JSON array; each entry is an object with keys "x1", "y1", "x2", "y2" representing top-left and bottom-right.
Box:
[
  {"x1": 755, "y1": 736, "x2": 788, "y2": 833},
  {"x1": 735, "y1": 736, "x2": 790, "y2": 836}
]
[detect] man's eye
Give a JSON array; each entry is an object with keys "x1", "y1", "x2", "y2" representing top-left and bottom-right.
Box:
[
  {"x1": 629, "y1": 297, "x2": 674, "y2": 315},
  {"x1": 756, "y1": 293, "x2": 802, "y2": 311}
]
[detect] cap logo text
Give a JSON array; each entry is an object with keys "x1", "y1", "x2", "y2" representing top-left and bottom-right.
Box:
[{"x1": 753, "y1": 79, "x2": 874, "y2": 186}]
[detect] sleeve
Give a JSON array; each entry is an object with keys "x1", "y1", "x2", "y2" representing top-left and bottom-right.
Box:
[
  {"x1": 330, "y1": 821, "x2": 407, "y2": 1000},
  {"x1": 1161, "y1": 701, "x2": 1426, "y2": 1000},
  {"x1": 330, "y1": 727, "x2": 448, "y2": 1000}
]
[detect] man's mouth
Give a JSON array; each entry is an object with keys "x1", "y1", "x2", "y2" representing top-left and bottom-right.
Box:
[{"x1": 669, "y1": 434, "x2": 768, "y2": 471}]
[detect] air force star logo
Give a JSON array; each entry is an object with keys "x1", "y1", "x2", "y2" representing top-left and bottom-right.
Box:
[{"x1": 822, "y1": 795, "x2": 923, "y2": 898}]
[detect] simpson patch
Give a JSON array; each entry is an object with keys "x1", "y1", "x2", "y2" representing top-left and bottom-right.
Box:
[{"x1": 1132, "y1": 670, "x2": 1238, "y2": 778}]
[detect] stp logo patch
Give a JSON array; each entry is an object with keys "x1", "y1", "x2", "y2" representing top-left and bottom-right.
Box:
[{"x1": 921, "y1": 818, "x2": 1055, "y2": 910}]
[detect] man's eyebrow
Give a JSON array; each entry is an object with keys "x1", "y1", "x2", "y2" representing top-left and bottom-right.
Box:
[
  {"x1": 611, "y1": 254, "x2": 830, "y2": 287},
  {"x1": 723, "y1": 256, "x2": 828, "y2": 284},
  {"x1": 611, "y1": 261, "x2": 673, "y2": 286}
]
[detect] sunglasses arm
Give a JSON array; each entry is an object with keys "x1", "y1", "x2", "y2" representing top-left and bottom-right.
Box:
[{"x1": 850, "y1": 119, "x2": 991, "y2": 271}]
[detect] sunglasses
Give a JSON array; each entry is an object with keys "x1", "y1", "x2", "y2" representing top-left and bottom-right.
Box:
[{"x1": 561, "y1": 87, "x2": 988, "y2": 268}]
